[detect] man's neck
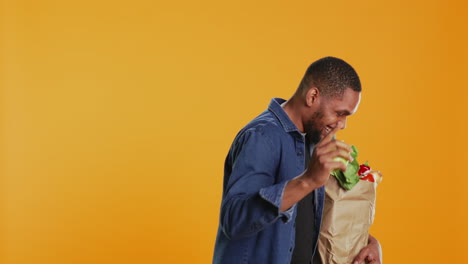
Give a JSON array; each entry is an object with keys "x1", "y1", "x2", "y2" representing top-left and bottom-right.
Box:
[{"x1": 281, "y1": 97, "x2": 305, "y2": 133}]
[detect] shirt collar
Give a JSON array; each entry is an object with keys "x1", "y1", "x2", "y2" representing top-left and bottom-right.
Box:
[{"x1": 268, "y1": 97, "x2": 302, "y2": 134}]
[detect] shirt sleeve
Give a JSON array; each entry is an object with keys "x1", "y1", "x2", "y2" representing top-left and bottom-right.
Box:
[{"x1": 220, "y1": 127, "x2": 296, "y2": 240}]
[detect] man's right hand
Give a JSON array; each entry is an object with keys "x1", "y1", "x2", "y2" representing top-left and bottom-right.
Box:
[
  {"x1": 279, "y1": 121, "x2": 354, "y2": 212},
  {"x1": 303, "y1": 121, "x2": 353, "y2": 187}
]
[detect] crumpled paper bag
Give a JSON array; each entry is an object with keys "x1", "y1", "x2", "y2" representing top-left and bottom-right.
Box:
[{"x1": 318, "y1": 176, "x2": 377, "y2": 264}]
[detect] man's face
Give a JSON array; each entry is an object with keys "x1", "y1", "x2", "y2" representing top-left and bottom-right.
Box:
[{"x1": 304, "y1": 88, "x2": 361, "y2": 144}]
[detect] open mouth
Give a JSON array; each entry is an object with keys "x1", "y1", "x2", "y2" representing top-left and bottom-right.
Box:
[{"x1": 324, "y1": 126, "x2": 332, "y2": 134}]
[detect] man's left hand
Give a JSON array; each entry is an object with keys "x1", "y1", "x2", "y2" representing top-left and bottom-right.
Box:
[{"x1": 353, "y1": 234, "x2": 382, "y2": 264}]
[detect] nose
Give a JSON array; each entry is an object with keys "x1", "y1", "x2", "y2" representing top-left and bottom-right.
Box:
[{"x1": 340, "y1": 118, "x2": 347, "y2": 130}]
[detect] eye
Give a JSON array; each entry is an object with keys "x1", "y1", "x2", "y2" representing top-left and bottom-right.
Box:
[{"x1": 337, "y1": 112, "x2": 344, "y2": 117}]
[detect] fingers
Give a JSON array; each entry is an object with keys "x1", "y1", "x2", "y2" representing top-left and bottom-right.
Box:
[
  {"x1": 313, "y1": 136, "x2": 353, "y2": 173},
  {"x1": 327, "y1": 161, "x2": 347, "y2": 172},
  {"x1": 318, "y1": 139, "x2": 353, "y2": 156},
  {"x1": 353, "y1": 247, "x2": 369, "y2": 264},
  {"x1": 366, "y1": 253, "x2": 377, "y2": 262},
  {"x1": 317, "y1": 121, "x2": 343, "y2": 146},
  {"x1": 322, "y1": 148, "x2": 354, "y2": 164},
  {"x1": 353, "y1": 247, "x2": 380, "y2": 264}
]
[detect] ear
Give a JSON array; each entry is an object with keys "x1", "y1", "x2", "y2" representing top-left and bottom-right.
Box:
[{"x1": 305, "y1": 87, "x2": 320, "y2": 107}]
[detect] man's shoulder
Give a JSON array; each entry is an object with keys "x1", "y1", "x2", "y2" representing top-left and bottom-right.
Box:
[{"x1": 234, "y1": 110, "x2": 285, "y2": 143}]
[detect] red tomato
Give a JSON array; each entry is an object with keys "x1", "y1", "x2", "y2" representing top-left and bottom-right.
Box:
[
  {"x1": 359, "y1": 174, "x2": 375, "y2": 182},
  {"x1": 358, "y1": 164, "x2": 371, "y2": 175}
]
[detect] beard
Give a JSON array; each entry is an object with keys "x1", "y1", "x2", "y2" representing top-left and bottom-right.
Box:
[{"x1": 304, "y1": 109, "x2": 324, "y2": 145}]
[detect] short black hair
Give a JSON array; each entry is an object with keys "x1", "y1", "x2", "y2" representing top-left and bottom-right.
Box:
[{"x1": 299, "y1": 56, "x2": 361, "y2": 99}]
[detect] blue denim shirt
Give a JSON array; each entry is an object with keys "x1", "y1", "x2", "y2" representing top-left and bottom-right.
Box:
[{"x1": 213, "y1": 98, "x2": 325, "y2": 264}]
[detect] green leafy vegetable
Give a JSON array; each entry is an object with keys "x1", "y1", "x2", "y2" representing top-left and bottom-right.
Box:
[{"x1": 330, "y1": 145, "x2": 360, "y2": 190}]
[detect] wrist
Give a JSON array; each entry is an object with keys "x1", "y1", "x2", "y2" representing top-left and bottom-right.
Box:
[{"x1": 297, "y1": 173, "x2": 320, "y2": 192}]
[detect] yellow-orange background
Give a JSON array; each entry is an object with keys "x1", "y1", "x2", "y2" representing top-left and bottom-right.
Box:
[{"x1": 1, "y1": 0, "x2": 467, "y2": 263}]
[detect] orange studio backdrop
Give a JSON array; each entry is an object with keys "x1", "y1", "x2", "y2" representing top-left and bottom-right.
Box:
[{"x1": 1, "y1": 0, "x2": 467, "y2": 263}]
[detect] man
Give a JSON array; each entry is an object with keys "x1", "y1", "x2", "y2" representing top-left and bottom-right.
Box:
[{"x1": 213, "y1": 57, "x2": 382, "y2": 264}]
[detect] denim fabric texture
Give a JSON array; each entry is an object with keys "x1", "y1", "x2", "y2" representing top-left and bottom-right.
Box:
[{"x1": 213, "y1": 98, "x2": 325, "y2": 264}]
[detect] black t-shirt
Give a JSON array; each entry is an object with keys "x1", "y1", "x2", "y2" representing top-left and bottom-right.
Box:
[
  {"x1": 291, "y1": 191, "x2": 315, "y2": 263},
  {"x1": 291, "y1": 135, "x2": 319, "y2": 264}
]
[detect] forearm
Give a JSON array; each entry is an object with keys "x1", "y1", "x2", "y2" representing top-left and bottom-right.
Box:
[
  {"x1": 280, "y1": 173, "x2": 320, "y2": 212},
  {"x1": 221, "y1": 180, "x2": 296, "y2": 240},
  {"x1": 222, "y1": 173, "x2": 320, "y2": 238}
]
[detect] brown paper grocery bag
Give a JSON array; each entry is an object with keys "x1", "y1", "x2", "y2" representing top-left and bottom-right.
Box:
[{"x1": 318, "y1": 176, "x2": 377, "y2": 264}]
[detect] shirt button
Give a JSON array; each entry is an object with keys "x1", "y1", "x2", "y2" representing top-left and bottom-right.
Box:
[{"x1": 297, "y1": 151, "x2": 303, "y2": 156}]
